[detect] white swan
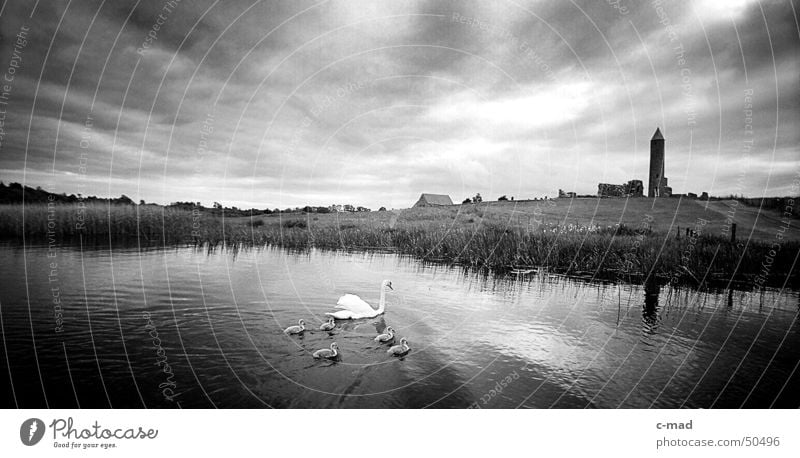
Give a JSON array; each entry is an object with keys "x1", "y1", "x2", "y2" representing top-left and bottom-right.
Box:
[
  {"x1": 319, "y1": 317, "x2": 336, "y2": 331},
  {"x1": 387, "y1": 337, "x2": 410, "y2": 356},
  {"x1": 374, "y1": 326, "x2": 395, "y2": 343},
  {"x1": 283, "y1": 319, "x2": 305, "y2": 335},
  {"x1": 325, "y1": 280, "x2": 393, "y2": 320},
  {"x1": 313, "y1": 342, "x2": 339, "y2": 359}
]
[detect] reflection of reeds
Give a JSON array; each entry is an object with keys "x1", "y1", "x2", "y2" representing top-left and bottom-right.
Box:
[{"x1": 2, "y1": 203, "x2": 796, "y2": 288}]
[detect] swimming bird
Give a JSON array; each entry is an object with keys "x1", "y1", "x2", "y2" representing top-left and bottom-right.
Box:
[
  {"x1": 283, "y1": 319, "x2": 305, "y2": 335},
  {"x1": 325, "y1": 280, "x2": 393, "y2": 320},
  {"x1": 319, "y1": 317, "x2": 336, "y2": 331},
  {"x1": 374, "y1": 326, "x2": 395, "y2": 343},
  {"x1": 313, "y1": 342, "x2": 339, "y2": 359},
  {"x1": 387, "y1": 337, "x2": 410, "y2": 356}
]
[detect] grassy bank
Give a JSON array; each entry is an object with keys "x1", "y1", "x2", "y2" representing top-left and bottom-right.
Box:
[
  {"x1": 0, "y1": 203, "x2": 228, "y2": 242},
  {"x1": 1, "y1": 201, "x2": 797, "y2": 289},
  {"x1": 251, "y1": 212, "x2": 797, "y2": 289}
]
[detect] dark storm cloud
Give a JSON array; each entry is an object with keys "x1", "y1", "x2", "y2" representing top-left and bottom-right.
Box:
[{"x1": 0, "y1": 0, "x2": 797, "y2": 208}]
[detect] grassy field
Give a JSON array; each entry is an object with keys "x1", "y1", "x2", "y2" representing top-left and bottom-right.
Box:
[
  {"x1": 2, "y1": 197, "x2": 797, "y2": 288},
  {"x1": 244, "y1": 197, "x2": 798, "y2": 246}
]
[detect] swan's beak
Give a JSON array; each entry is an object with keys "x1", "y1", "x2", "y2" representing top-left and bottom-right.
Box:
[{"x1": 388, "y1": 284, "x2": 393, "y2": 290}]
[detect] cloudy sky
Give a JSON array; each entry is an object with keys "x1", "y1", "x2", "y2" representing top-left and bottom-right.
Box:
[{"x1": 0, "y1": 0, "x2": 797, "y2": 209}]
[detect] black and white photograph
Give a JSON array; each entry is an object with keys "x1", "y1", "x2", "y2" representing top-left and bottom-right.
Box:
[{"x1": 0, "y1": 0, "x2": 798, "y2": 450}]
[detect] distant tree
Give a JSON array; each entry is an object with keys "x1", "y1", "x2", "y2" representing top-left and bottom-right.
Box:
[
  {"x1": 213, "y1": 202, "x2": 222, "y2": 209},
  {"x1": 379, "y1": 206, "x2": 387, "y2": 211},
  {"x1": 462, "y1": 198, "x2": 472, "y2": 204},
  {"x1": 139, "y1": 199, "x2": 146, "y2": 205},
  {"x1": 498, "y1": 195, "x2": 508, "y2": 201},
  {"x1": 473, "y1": 193, "x2": 482, "y2": 203}
]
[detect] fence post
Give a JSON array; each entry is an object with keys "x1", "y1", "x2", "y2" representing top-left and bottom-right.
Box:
[{"x1": 730, "y1": 223, "x2": 736, "y2": 243}]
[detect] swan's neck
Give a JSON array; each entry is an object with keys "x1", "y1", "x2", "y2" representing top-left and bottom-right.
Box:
[{"x1": 377, "y1": 286, "x2": 387, "y2": 313}]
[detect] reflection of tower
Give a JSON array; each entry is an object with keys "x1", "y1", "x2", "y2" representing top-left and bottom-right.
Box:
[
  {"x1": 642, "y1": 279, "x2": 660, "y2": 333},
  {"x1": 648, "y1": 128, "x2": 665, "y2": 197}
]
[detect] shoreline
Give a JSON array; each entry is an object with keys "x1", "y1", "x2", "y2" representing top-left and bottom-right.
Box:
[{"x1": 2, "y1": 202, "x2": 797, "y2": 291}]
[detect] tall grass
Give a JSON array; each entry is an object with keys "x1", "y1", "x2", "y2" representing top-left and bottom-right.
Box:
[
  {"x1": 0, "y1": 203, "x2": 227, "y2": 243},
  {"x1": 249, "y1": 221, "x2": 797, "y2": 287},
  {"x1": 2, "y1": 203, "x2": 796, "y2": 289}
]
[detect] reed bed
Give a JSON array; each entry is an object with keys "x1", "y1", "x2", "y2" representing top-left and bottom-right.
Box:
[
  {"x1": 251, "y1": 220, "x2": 797, "y2": 288},
  {"x1": 0, "y1": 203, "x2": 237, "y2": 243},
  {"x1": 2, "y1": 203, "x2": 796, "y2": 289}
]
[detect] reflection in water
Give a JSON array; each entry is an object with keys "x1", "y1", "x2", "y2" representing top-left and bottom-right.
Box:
[
  {"x1": 642, "y1": 280, "x2": 660, "y2": 334},
  {"x1": 0, "y1": 243, "x2": 798, "y2": 408}
]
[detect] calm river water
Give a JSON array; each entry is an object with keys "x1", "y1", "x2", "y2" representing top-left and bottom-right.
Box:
[{"x1": 0, "y1": 243, "x2": 798, "y2": 408}]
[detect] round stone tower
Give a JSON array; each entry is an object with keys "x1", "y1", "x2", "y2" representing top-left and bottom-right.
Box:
[{"x1": 648, "y1": 128, "x2": 665, "y2": 197}]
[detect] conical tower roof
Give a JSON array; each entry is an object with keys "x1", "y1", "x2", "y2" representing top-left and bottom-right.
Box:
[{"x1": 651, "y1": 127, "x2": 664, "y2": 141}]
